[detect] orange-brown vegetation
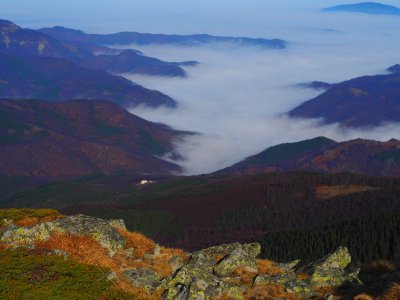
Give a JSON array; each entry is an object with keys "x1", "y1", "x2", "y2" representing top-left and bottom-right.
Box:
[
  {"x1": 316, "y1": 185, "x2": 375, "y2": 200},
  {"x1": 380, "y1": 284, "x2": 400, "y2": 300},
  {"x1": 354, "y1": 294, "x2": 374, "y2": 300},
  {"x1": 0, "y1": 243, "x2": 11, "y2": 251},
  {"x1": 313, "y1": 286, "x2": 336, "y2": 297},
  {"x1": 0, "y1": 208, "x2": 64, "y2": 228},
  {"x1": 35, "y1": 232, "x2": 161, "y2": 299},
  {"x1": 14, "y1": 215, "x2": 64, "y2": 227},
  {"x1": 34, "y1": 230, "x2": 188, "y2": 299},
  {"x1": 35, "y1": 232, "x2": 116, "y2": 269},
  {"x1": 214, "y1": 253, "x2": 228, "y2": 263},
  {"x1": 296, "y1": 272, "x2": 310, "y2": 280},
  {"x1": 116, "y1": 227, "x2": 156, "y2": 258},
  {"x1": 244, "y1": 284, "x2": 300, "y2": 300},
  {"x1": 369, "y1": 260, "x2": 397, "y2": 273},
  {"x1": 233, "y1": 267, "x2": 258, "y2": 286},
  {"x1": 160, "y1": 246, "x2": 189, "y2": 263},
  {"x1": 257, "y1": 259, "x2": 285, "y2": 276}
]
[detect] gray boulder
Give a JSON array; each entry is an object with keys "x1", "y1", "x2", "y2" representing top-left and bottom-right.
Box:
[
  {"x1": 297, "y1": 247, "x2": 362, "y2": 287},
  {"x1": 124, "y1": 268, "x2": 160, "y2": 292},
  {"x1": 0, "y1": 214, "x2": 126, "y2": 256},
  {"x1": 214, "y1": 243, "x2": 261, "y2": 277}
]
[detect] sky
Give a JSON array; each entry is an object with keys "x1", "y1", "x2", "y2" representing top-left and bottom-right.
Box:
[{"x1": 3, "y1": 1, "x2": 400, "y2": 174}]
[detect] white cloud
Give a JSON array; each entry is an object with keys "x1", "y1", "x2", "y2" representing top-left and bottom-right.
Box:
[
  {"x1": 15, "y1": 1, "x2": 396, "y2": 175},
  {"x1": 121, "y1": 12, "x2": 400, "y2": 174}
]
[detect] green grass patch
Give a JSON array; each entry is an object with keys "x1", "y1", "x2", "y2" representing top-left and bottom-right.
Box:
[{"x1": 0, "y1": 249, "x2": 129, "y2": 300}]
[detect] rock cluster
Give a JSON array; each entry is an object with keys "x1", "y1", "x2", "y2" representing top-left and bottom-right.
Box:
[
  {"x1": 123, "y1": 242, "x2": 361, "y2": 299},
  {"x1": 0, "y1": 214, "x2": 126, "y2": 256},
  {"x1": 0, "y1": 214, "x2": 363, "y2": 299}
]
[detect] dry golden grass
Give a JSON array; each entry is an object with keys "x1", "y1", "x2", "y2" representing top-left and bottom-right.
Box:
[
  {"x1": 14, "y1": 215, "x2": 64, "y2": 227},
  {"x1": 380, "y1": 284, "x2": 400, "y2": 300},
  {"x1": 257, "y1": 259, "x2": 285, "y2": 276},
  {"x1": 296, "y1": 272, "x2": 310, "y2": 280},
  {"x1": 0, "y1": 208, "x2": 64, "y2": 228},
  {"x1": 316, "y1": 185, "x2": 375, "y2": 200},
  {"x1": 116, "y1": 227, "x2": 156, "y2": 258},
  {"x1": 244, "y1": 284, "x2": 300, "y2": 300},
  {"x1": 0, "y1": 243, "x2": 11, "y2": 252},
  {"x1": 233, "y1": 267, "x2": 258, "y2": 286},
  {"x1": 35, "y1": 232, "x2": 163, "y2": 299},
  {"x1": 355, "y1": 294, "x2": 374, "y2": 300},
  {"x1": 369, "y1": 260, "x2": 397, "y2": 273},
  {"x1": 35, "y1": 232, "x2": 117, "y2": 269},
  {"x1": 313, "y1": 286, "x2": 336, "y2": 297},
  {"x1": 161, "y1": 247, "x2": 190, "y2": 263}
]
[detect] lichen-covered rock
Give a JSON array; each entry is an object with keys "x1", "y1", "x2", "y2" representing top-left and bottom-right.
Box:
[
  {"x1": 0, "y1": 214, "x2": 126, "y2": 256},
  {"x1": 214, "y1": 243, "x2": 261, "y2": 277},
  {"x1": 285, "y1": 280, "x2": 315, "y2": 297},
  {"x1": 298, "y1": 247, "x2": 361, "y2": 287},
  {"x1": 254, "y1": 273, "x2": 295, "y2": 286},
  {"x1": 124, "y1": 268, "x2": 160, "y2": 292},
  {"x1": 193, "y1": 243, "x2": 241, "y2": 261},
  {"x1": 169, "y1": 255, "x2": 185, "y2": 273},
  {"x1": 278, "y1": 259, "x2": 301, "y2": 271},
  {"x1": 164, "y1": 253, "x2": 224, "y2": 300},
  {"x1": 107, "y1": 219, "x2": 127, "y2": 231}
]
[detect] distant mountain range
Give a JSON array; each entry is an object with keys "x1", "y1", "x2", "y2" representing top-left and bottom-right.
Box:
[
  {"x1": 0, "y1": 99, "x2": 183, "y2": 178},
  {"x1": 290, "y1": 65, "x2": 400, "y2": 127},
  {"x1": 0, "y1": 50, "x2": 176, "y2": 108},
  {"x1": 39, "y1": 26, "x2": 287, "y2": 49},
  {"x1": 80, "y1": 49, "x2": 198, "y2": 77},
  {"x1": 298, "y1": 81, "x2": 336, "y2": 91},
  {"x1": 0, "y1": 20, "x2": 193, "y2": 78},
  {"x1": 322, "y1": 2, "x2": 400, "y2": 15},
  {"x1": 0, "y1": 20, "x2": 182, "y2": 108},
  {"x1": 219, "y1": 137, "x2": 400, "y2": 176}
]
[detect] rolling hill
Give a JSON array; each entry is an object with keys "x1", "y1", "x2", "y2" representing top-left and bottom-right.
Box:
[
  {"x1": 0, "y1": 50, "x2": 176, "y2": 108},
  {"x1": 219, "y1": 137, "x2": 400, "y2": 176},
  {"x1": 0, "y1": 99, "x2": 182, "y2": 178},
  {"x1": 289, "y1": 68, "x2": 400, "y2": 127}
]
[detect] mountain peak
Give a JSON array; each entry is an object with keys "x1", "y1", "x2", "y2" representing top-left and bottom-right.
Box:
[
  {"x1": 42, "y1": 26, "x2": 85, "y2": 36},
  {"x1": 322, "y1": 2, "x2": 400, "y2": 15},
  {"x1": 0, "y1": 20, "x2": 20, "y2": 32}
]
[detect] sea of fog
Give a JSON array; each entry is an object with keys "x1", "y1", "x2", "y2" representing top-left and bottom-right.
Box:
[
  {"x1": 6, "y1": 0, "x2": 400, "y2": 174},
  {"x1": 120, "y1": 10, "x2": 400, "y2": 174}
]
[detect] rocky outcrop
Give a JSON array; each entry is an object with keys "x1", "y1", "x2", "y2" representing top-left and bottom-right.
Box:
[
  {"x1": 254, "y1": 247, "x2": 361, "y2": 297},
  {"x1": 0, "y1": 213, "x2": 364, "y2": 299},
  {"x1": 124, "y1": 268, "x2": 161, "y2": 292},
  {"x1": 0, "y1": 214, "x2": 125, "y2": 256},
  {"x1": 161, "y1": 245, "x2": 362, "y2": 299},
  {"x1": 299, "y1": 246, "x2": 362, "y2": 287},
  {"x1": 163, "y1": 243, "x2": 260, "y2": 299}
]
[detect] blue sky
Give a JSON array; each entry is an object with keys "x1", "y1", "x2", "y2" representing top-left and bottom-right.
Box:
[{"x1": 3, "y1": 0, "x2": 400, "y2": 35}]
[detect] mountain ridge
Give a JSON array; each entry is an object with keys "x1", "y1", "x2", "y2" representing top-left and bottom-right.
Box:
[
  {"x1": 289, "y1": 67, "x2": 400, "y2": 127},
  {"x1": 322, "y1": 2, "x2": 400, "y2": 15},
  {"x1": 0, "y1": 99, "x2": 182, "y2": 178},
  {"x1": 39, "y1": 26, "x2": 287, "y2": 49},
  {"x1": 219, "y1": 137, "x2": 400, "y2": 176}
]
